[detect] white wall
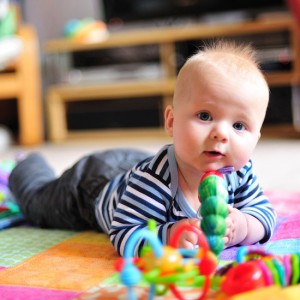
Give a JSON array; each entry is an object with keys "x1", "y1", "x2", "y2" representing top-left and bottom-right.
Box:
[{"x1": 23, "y1": 0, "x2": 103, "y2": 44}]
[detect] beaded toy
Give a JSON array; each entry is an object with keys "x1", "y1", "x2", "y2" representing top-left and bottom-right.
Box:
[
  {"x1": 116, "y1": 221, "x2": 300, "y2": 300},
  {"x1": 116, "y1": 220, "x2": 219, "y2": 300}
]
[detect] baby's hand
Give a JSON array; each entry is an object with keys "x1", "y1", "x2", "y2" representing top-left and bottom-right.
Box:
[
  {"x1": 223, "y1": 205, "x2": 247, "y2": 248},
  {"x1": 168, "y1": 218, "x2": 201, "y2": 249}
]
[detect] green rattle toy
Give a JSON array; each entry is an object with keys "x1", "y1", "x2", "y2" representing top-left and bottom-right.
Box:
[{"x1": 198, "y1": 167, "x2": 232, "y2": 255}]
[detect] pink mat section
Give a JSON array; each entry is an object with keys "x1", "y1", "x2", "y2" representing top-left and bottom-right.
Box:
[
  {"x1": 272, "y1": 213, "x2": 300, "y2": 240},
  {"x1": 0, "y1": 286, "x2": 80, "y2": 300},
  {"x1": 266, "y1": 191, "x2": 300, "y2": 216}
]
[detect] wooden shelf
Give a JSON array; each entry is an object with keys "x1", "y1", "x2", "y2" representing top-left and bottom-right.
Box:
[
  {"x1": 265, "y1": 71, "x2": 300, "y2": 86},
  {"x1": 45, "y1": 14, "x2": 295, "y2": 52},
  {"x1": 262, "y1": 124, "x2": 300, "y2": 139},
  {"x1": 45, "y1": 13, "x2": 300, "y2": 142},
  {"x1": 66, "y1": 128, "x2": 170, "y2": 141},
  {"x1": 47, "y1": 79, "x2": 176, "y2": 101}
]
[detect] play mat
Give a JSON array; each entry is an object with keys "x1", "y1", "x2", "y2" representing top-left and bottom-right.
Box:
[{"x1": 0, "y1": 160, "x2": 300, "y2": 299}]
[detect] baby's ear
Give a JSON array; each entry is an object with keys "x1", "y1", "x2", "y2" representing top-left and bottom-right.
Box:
[{"x1": 164, "y1": 105, "x2": 174, "y2": 137}]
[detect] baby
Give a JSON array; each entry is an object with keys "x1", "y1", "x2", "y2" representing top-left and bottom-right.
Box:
[
  {"x1": 9, "y1": 40, "x2": 276, "y2": 256},
  {"x1": 164, "y1": 41, "x2": 274, "y2": 249}
]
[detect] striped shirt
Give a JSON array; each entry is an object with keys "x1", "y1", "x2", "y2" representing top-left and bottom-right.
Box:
[{"x1": 95, "y1": 144, "x2": 276, "y2": 256}]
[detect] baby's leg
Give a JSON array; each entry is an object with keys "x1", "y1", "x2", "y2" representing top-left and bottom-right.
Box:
[
  {"x1": 9, "y1": 152, "x2": 106, "y2": 230},
  {"x1": 8, "y1": 149, "x2": 151, "y2": 231},
  {"x1": 8, "y1": 153, "x2": 62, "y2": 228}
]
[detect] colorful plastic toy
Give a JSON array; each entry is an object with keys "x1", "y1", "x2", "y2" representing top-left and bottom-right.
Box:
[
  {"x1": 0, "y1": 0, "x2": 17, "y2": 38},
  {"x1": 221, "y1": 245, "x2": 300, "y2": 296},
  {"x1": 63, "y1": 18, "x2": 108, "y2": 43},
  {"x1": 0, "y1": 159, "x2": 15, "y2": 202},
  {"x1": 116, "y1": 220, "x2": 218, "y2": 300},
  {"x1": 0, "y1": 160, "x2": 24, "y2": 229},
  {"x1": 117, "y1": 218, "x2": 300, "y2": 300}
]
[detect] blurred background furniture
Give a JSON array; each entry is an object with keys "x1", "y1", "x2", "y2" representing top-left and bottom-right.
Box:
[
  {"x1": 0, "y1": 3, "x2": 43, "y2": 145},
  {"x1": 45, "y1": 13, "x2": 300, "y2": 142}
]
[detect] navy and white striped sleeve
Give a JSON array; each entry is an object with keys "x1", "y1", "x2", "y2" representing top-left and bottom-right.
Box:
[
  {"x1": 109, "y1": 149, "x2": 174, "y2": 256},
  {"x1": 228, "y1": 161, "x2": 276, "y2": 243}
]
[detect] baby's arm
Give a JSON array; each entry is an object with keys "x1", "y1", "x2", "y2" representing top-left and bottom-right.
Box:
[
  {"x1": 223, "y1": 161, "x2": 276, "y2": 248},
  {"x1": 224, "y1": 205, "x2": 265, "y2": 247}
]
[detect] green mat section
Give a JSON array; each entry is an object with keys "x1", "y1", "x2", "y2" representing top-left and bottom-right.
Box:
[{"x1": 0, "y1": 227, "x2": 77, "y2": 267}]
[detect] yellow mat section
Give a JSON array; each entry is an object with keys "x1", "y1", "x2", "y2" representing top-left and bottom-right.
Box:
[{"x1": 0, "y1": 231, "x2": 119, "y2": 292}]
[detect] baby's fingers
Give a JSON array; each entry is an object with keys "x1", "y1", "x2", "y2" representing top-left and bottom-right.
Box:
[
  {"x1": 186, "y1": 230, "x2": 199, "y2": 245},
  {"x1": 223, "y1": 236, "x2": 229, "y2": 246},
  {"x1": 189, "y1": 218, "x2": 200, "y2": 228},
  {"x1": 181, "y1": 239, "x2": 196, "y2": 250},
  {"x1": 227, "y1": 204, "x2": 234, "y2": 214}
]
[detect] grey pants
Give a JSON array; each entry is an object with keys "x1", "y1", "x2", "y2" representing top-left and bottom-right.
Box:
[{"x1": 8, "y1": 149, "x2": 151, "y2": 231}]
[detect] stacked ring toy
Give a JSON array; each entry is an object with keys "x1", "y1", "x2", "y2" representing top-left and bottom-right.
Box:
[{"x1": 221, "y1": 245, "x2": 300, "y2": 296}]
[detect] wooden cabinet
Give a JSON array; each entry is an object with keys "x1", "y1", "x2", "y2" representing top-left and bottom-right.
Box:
[{"x1": 45, "y1": 13, "x2": 300, "y2": 142}]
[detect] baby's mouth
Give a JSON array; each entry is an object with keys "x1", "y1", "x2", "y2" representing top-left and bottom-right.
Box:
[{"x1": 204, "y1": 150, "x2": 225, "y2": 157}]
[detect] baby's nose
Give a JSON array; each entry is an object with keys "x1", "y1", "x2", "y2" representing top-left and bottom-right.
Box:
[{"x1": 210, "y1": 125, "x2": 228, "y2": 143}]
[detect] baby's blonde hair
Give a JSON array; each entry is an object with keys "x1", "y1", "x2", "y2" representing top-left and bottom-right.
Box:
[
  {"x1": 187, "y1": 39, "x2": 265, "y2": 78},
  {"x1": 173, "y1": 39, "x2": 269, "y2": 107},
  {"x1": 192, "y1": 40, "x2": 259, "y2": 66}
]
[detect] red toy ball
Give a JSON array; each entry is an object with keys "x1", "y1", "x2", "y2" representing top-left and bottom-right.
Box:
[{"x1": 221, "y1": 261, "x2": 268, "y2": 296}]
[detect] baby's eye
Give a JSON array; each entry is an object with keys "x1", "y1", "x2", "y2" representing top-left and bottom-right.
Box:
[
  {"x1": 233, "y1": 122, "x2": 245, "y2": 131},
  {"x1": 198, "y1": 112, "x2": 212, "y2": 121}
]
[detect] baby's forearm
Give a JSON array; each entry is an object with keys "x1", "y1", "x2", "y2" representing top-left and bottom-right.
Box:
[{"x1": 240, "y1": 214, "x2": 265, "y2": 245}]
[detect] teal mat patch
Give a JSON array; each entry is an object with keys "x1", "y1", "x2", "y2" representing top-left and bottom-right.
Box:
[{"x1": 0, "y1": 227, "x2": 77, "y2": 267}]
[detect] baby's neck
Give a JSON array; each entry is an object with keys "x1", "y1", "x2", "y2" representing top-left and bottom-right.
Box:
[{"x1": 178, "y1": 169, "x2": 201, "y2": 211}]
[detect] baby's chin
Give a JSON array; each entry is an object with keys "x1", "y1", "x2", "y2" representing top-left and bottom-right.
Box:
[{"x1": 201, "y1": 165, "x2": 227, "y2": 172}]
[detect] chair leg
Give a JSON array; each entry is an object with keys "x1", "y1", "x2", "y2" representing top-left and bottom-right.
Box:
[
  {"x1": 46, "y1": 88, "x2": 68, "y2": 142},
  {"x1": 17, "y1": 25, "x2": 44, "y2": 145}
]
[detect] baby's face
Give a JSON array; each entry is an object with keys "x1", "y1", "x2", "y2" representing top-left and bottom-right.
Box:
[{"x1": 165, "y1": 63, "x2": 269, "y2": 176}]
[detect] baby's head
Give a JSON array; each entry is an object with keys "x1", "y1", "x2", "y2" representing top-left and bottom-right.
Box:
[{"x1": 165, "y1": 40, "x2": 269, "y2": 174}]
